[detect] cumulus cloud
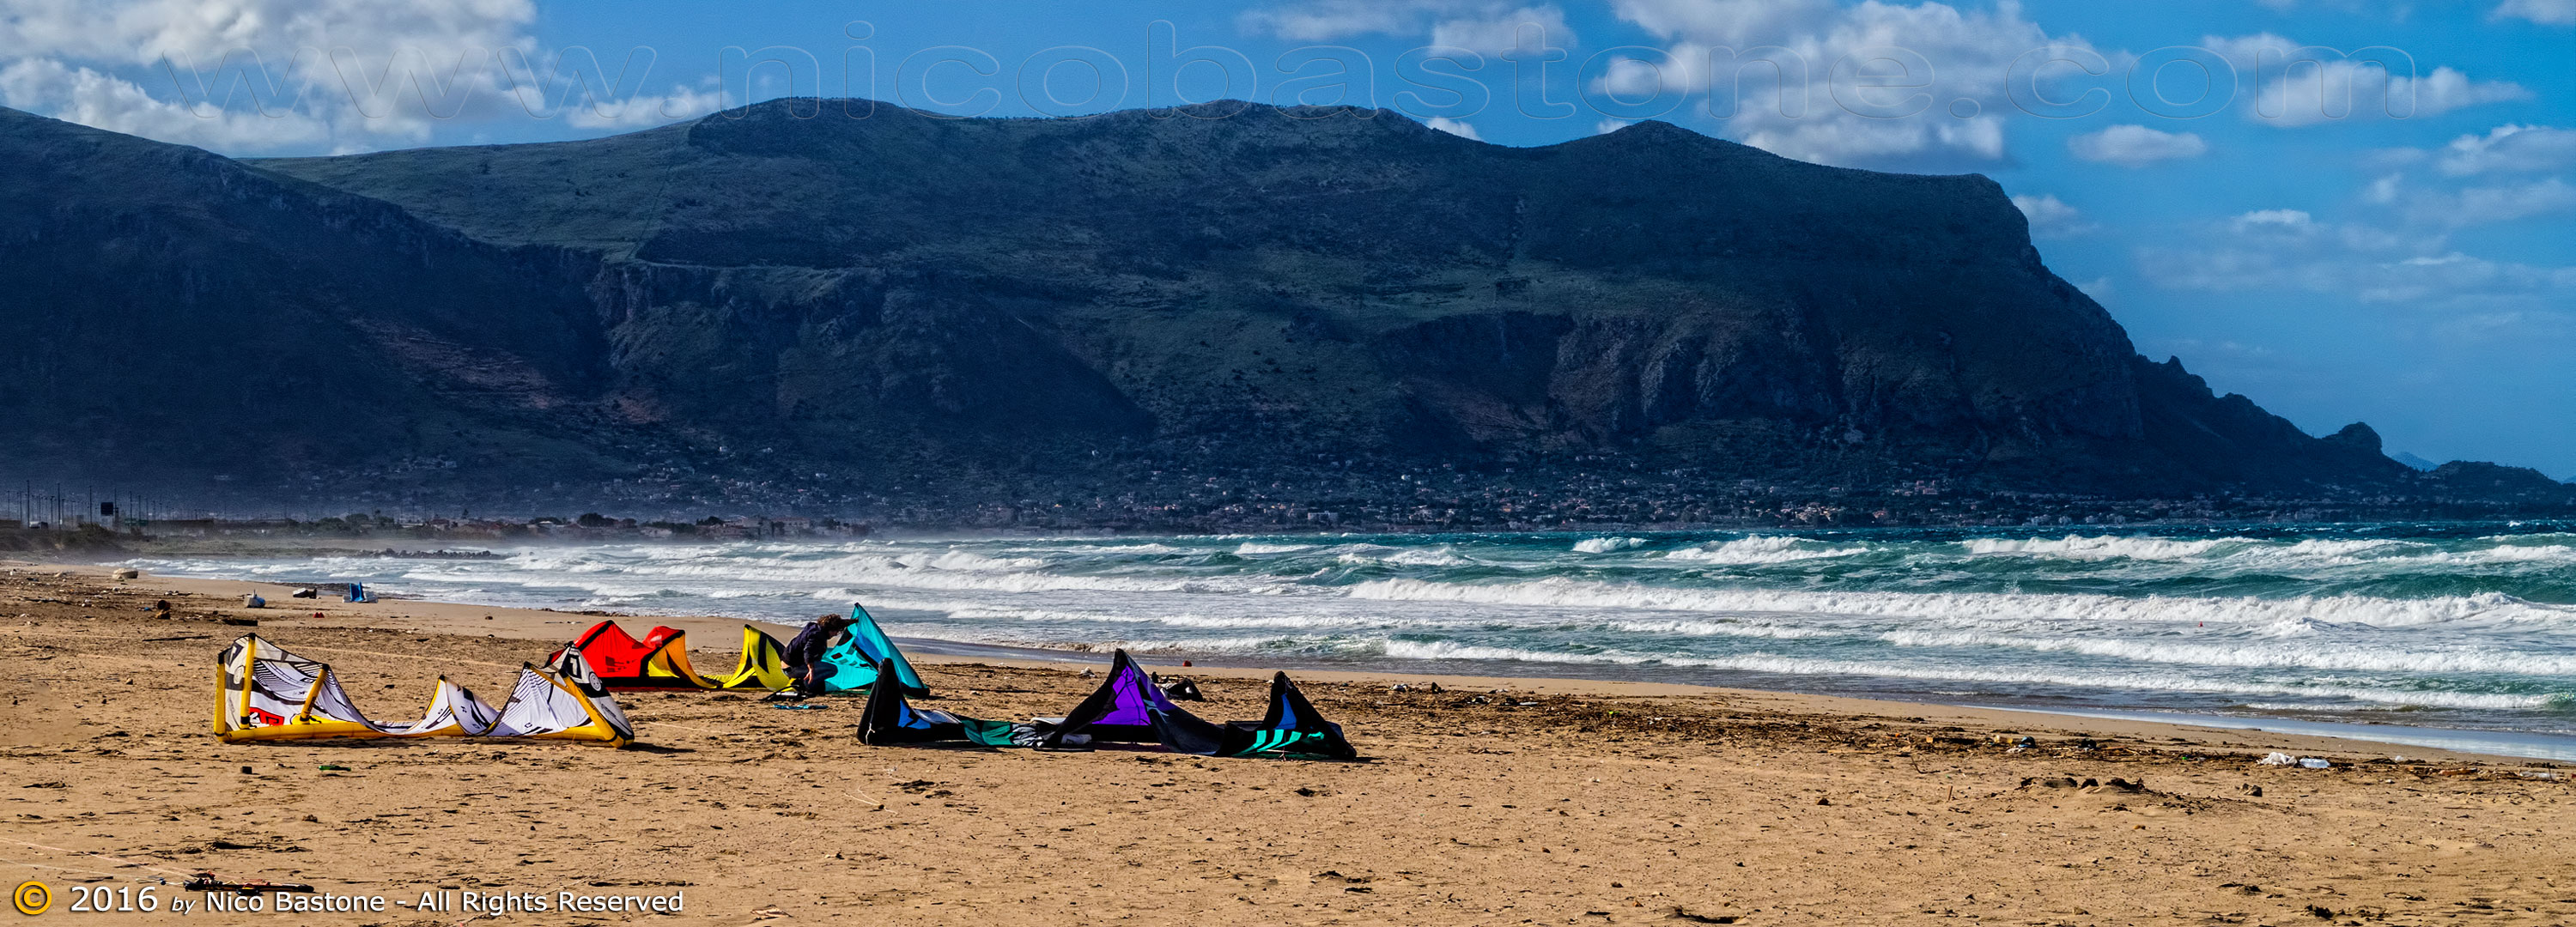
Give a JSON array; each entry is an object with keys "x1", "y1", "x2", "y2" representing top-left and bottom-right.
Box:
[
  {"x1": 560, "y1": 79, "x2": 729, "y2": 130},
  {"x1": 2365, "y1": 172, "x2": 2403, "y2": 203},
  {"x1": 2147, "y1": 230, "x2": 2573, "y2": 307},
  {"x1": 2433, "y1": 124, "x2": 2576, "y2": 176},
  {"x1": 1598, "y1": 0, "x2": 2090, "y2": 170},
  {"x1": 1609, "y1": 0, "x2": 1835, "y2": 46},
  {"x1": 2068, "y1": 124, "x2": 2208, "y2": 167},
  {"x1": 1590, "y1": 49, "x2": 1681, "y2": 100},
  {"x1": 2233, "y1": 208, "x2": 2314, "y2": 229},
  {"x1": 1425, "y1": 115, "x2": 1484, "y2": 139},
  {"x1": 2350, "y1": 124, "x2": 2576, "y2": 232},
  {"x1": 1240, "y1": 3, "x2": 2523, "y2": 170},
  {"x1": 1238, "y1": 0, "x2": 1448, "y2": 41},
  {"x1": 0, "y1": 57, "x2": 331, "y2": 149},
  {"x1": 0, "y1": 0, "x2": 713, "y2": 153},
  {"x1": 2492, "y1": 0, "x2": 2576, "y2": 25},
  {"x1": 2201, "y1": 33, "x2": 2529, "y2": 127},
  {"x1": 3, "y1": 0, "x2": 537, "y2": 66},
  {"x1": 1244, "y1": 0, "x2": 2067, "y2": 167},
  {"x1": 2142, "y1": 195, "x2": 2573, "y2": 322},
  {"x1": 2353, "y1": 253, "x2": 2576, "y2": 305},
  {"x1": 2010, "y1": 193, "x2": 2095, "y2": 237},
  {"x1": 1240, "y1": 0, "x2": 1577, "y2": 50},
  {"x1": 2404, "y1": 177, "x2": 2576, "y2": 227},
  {"x1": 1431, "y1": 5, "x2": 1577, "y2": 56}
]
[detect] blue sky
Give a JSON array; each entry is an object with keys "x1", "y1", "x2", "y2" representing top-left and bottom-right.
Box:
[{"x1": 3, "y1": 0, "x2": 2570, "y2": 476}]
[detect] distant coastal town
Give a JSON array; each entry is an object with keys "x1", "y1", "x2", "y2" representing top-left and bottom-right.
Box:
[{"x1": 3, "y1": 461, "x2": 2567, "y2": 554}]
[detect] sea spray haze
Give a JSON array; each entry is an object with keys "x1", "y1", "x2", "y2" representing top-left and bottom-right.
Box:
[{"x1": 131, "y1": 523, "x2": 2576, "y2": 734}]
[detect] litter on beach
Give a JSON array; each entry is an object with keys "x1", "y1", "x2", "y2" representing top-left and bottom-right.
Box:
[{"x1": 2258, "y1": 752, "x2": 2330, "y2": 768}]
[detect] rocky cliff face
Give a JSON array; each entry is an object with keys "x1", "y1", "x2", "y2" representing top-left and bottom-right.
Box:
[{"x1": 0, "y1": 100, "x2": 2455, "y2": 513}]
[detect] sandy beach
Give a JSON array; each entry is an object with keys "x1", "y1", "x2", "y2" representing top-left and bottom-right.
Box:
[{"x1": 5, "y1": 560, "x2": 2575, "y2": 924}]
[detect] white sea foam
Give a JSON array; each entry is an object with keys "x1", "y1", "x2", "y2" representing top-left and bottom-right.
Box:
[
  {"x1": 894, "y1": 549, "x2": 1053, "y2": 572},
  {"x1": 623, "y1": 555, "x2": 1251, "y2": 597},
  {"x1": 1952, "y1": 535, "x2": 2454, "y2": 567},
  {"x1": 1573, "y1": 536, "x2": 1646, "y2": 554},
  {"x1": 1602, "y1": 618, "x2": 1846, "y2": 640},
  {"x1": 1963, "y1": 535, "x2": 2229, "y2": 561},
  {"x1": 1871, "y1": 628, "x2": 2576, "y2": 676},
  {"x1": 1078, "y1": 543, "x2": 1186, "y2": 554},
  {"x1": 1667, "y1": 536, "x2": 1870, "y2": 565},
  {"x1": 2403, "y1": 542, "x2": 2576, "y2": 565},
  {"x1": 1334, "y1": 544, "x2": 1470, "y2": 566},
  {"x1": 1371, "y1": 640, "x2": 2566, "y2": 710},
  {"x1": 862, "y1": 596, "x2": 1419, "y2": 633},
  {"x1": 1341, "y1": 576, "x2": 2576, "y2": 628},
  {"x1": 2269, "y1": 537, "x2": 2415, "y2": 559}
]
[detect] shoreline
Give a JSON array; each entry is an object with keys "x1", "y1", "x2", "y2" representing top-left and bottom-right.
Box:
[
  {"x1": 27, "y1": 557, "x2": 2570, "y2": 766},
  {"x1": 13, "y1": 556, "x2": 2576, "y2": 923},
  {"x1": 52, "y1": 514, "x2": 2576, "y2": 553}
]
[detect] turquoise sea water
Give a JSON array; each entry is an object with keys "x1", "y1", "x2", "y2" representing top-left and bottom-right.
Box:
[{"x1": 130, "y1": 523, "x2": 2576, "y2": 737}]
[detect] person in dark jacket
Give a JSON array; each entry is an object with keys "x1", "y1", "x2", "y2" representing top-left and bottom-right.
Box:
[{"x1": 781, "y1": 612, "x2": 857, "y2": 696}]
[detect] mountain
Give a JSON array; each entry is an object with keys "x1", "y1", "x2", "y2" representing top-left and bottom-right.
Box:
[
  {"x1": 0, "y1": 100, "x2": 2529, "y2": 522},
  {"x1": 2420, "y1": 461, "x2": 2572, "y2": 503},
  {"x1": 2391, "y1": 451, "x2": 2440, "y2": 471},
  {"x1": 0, "y1": 105, "x2": 623, "y2": 490}
]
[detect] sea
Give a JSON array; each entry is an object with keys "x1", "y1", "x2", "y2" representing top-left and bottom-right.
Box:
[{"x1": 127, "y1": 523, "x2": 2576, "y2": 754}]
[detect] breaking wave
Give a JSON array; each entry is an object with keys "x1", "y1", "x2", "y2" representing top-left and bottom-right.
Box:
[
  {"x1": 1340, "y1": 577, "x2": 2575, "y2": 629},
  {"x1": 1665, "y1": 536, "x2": 1873, "y2": 565},
  {"x1": 1572, "y1": 536, "x2": 1646, "y2": 554},
  {"x1": 122, "y1": 520, "x2": 2576, "y2": 730}
]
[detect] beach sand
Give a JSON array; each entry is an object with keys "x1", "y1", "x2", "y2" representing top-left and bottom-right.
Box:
[{"x1": 4, "y1": 560, "x2": 2575, "y2": 924}]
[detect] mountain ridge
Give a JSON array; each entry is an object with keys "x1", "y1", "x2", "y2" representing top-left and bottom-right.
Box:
[{"x1": 2, "y1": 100, "x2": 2560, "y2": 523}]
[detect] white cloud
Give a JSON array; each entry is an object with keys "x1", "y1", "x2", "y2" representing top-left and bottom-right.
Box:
[
  {"x1": 2405, "y1": 177, "x2": 2576, "y2": 227},
  {"x1": 2010, "y1": 193, "x2": 2095, "y2": 237},
  {"x1": 1426, "y1": 115, "x2": 1483, "y2": 139},
  {"x1": 0, "y1": 0, "x2": 716, "y2": 154},
  {"x1": 2493, "y1": 0, "x2": 2576, "y2": 25},
  {"x1": 1238, "y1": 0, "x2": 1445, "y2": 41},
  {"x1": 2245, "y1": 0, "x2": 2392, "y2": 10},
  {"x1": 1609, "y1": 0, "x2": 1833, "y2": 47},
  {"x1": 2352, "y1": 125, "x2": 2576, "y2": 239},
  {"x1": 1239, "y1": 0, "x2": 1575, "y2": 50},
  {"x1": 2067, "y1": 124, "x2": 2208, "y2": 167},
  {"x1": 1236, "y1": 0, "x2": 1498, "y2": 41},
  {"x1": 2233, "y1": 208, "x2": 2314, "y2": 228},
  {"x1": 1591, "y1": 49, "x2": 1681, "y2": 100},
  {"x1": 0, "y1": 0, "x2": 537, "y2": 66},
  {"x1": 1604, "y1": 0, "x2": 2091, "y2": 169},
  {"x1": 561, "y1": 80, "x2": 728, "y2": 130},
  {"x1": 2364, "y1": 172, "x2": 2403, "y2": 203},
  {"x1": 2142, "y1": 203, "x2": 2573, "y2": 318},
  {"x1": 2202, "y1": 33, "x2": 2529, "y2": 127},
  {"x1": 2400, "y1": 66, "x2": 2534, "y2": 116},
  {"x1": 2354, "y1": 252, "x2": 2576, "y2": 305},
  {"x1": 1249, "y1": 1, "x2": 2497, "y2": 173},
  {"x1": 2435, "y1": 124, "x2": 2576, "y2": 175},
  {"x1": 1431, "y1": 5, "x2": 1576, "y2": 56},
  {"x1": 1595, "y1": 117, "x2": 1631, "y2": 134},
  {"x1": 0, "y1": 57, "x2": 330, "y2": 149}
]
